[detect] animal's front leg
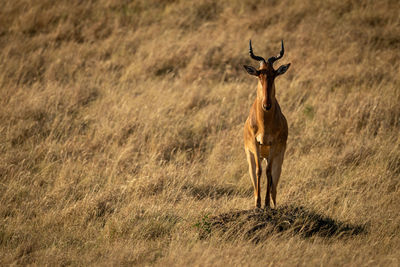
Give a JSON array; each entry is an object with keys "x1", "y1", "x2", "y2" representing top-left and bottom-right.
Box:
[
  {"x1": 265, "y1": 160, "x2": 272, "y2": 209},
  {"x1": 270, "y1": 145, "x2": 286, "y2": 208},
  {"x1": 245, "y1": 149, "x2": 259, "y2": 208},
  {"x1": 254, "y1": 154, "x2": 262, "y2": 209}
]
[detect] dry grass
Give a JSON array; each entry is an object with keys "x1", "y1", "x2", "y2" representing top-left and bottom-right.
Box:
[{"x1": 0, "y1": 0, "x2": 399, "y2": 265}]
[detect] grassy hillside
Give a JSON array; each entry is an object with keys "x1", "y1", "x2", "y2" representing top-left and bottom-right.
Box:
[{"x1": 1, "y1": 0, "x2": 399, "y2": 265}]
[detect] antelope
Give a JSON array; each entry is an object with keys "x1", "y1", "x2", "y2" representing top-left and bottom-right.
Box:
[{"x1": 243, "y1": 40, "x2": 290, "y2": 209}]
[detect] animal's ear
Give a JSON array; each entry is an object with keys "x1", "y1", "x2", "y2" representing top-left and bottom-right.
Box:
[
  {"x1": 276, "y1": 63, "x2": 291, "y2": 76},
  {"x1": 243, "y1": 65, "x2": 259, "y2": 76}
]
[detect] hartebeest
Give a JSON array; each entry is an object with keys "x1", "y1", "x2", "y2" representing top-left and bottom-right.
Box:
[{"x1": 243, "y1": 40, "x2": 290, "y2": 209}]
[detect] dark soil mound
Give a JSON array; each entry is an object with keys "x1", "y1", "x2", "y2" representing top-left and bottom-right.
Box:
[{"x1": 196, "y1": 206, "x2": 366, "y2": 242}]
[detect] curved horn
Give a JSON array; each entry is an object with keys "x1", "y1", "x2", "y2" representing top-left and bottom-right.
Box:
[
  {"x1": 249, "y1": 40, "x2": 266, "y2": 65},
  {"x1": 268, "y1": 40, "x2": 284, "y2": 66}
]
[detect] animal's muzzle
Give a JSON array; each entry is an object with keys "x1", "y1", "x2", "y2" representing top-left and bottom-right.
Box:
[{"x1": 262, "y1": 103, "x2": 272, "y2": 111}]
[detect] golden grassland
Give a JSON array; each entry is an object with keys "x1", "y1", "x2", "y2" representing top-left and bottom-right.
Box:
[{"x1": 0, "y1": 0, "x2": 399, "y2": 265}]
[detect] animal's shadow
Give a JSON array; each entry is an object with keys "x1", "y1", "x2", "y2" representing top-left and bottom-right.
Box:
[{"x1": 196, "y1": 205, "x2": 366, "y2": 243}]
